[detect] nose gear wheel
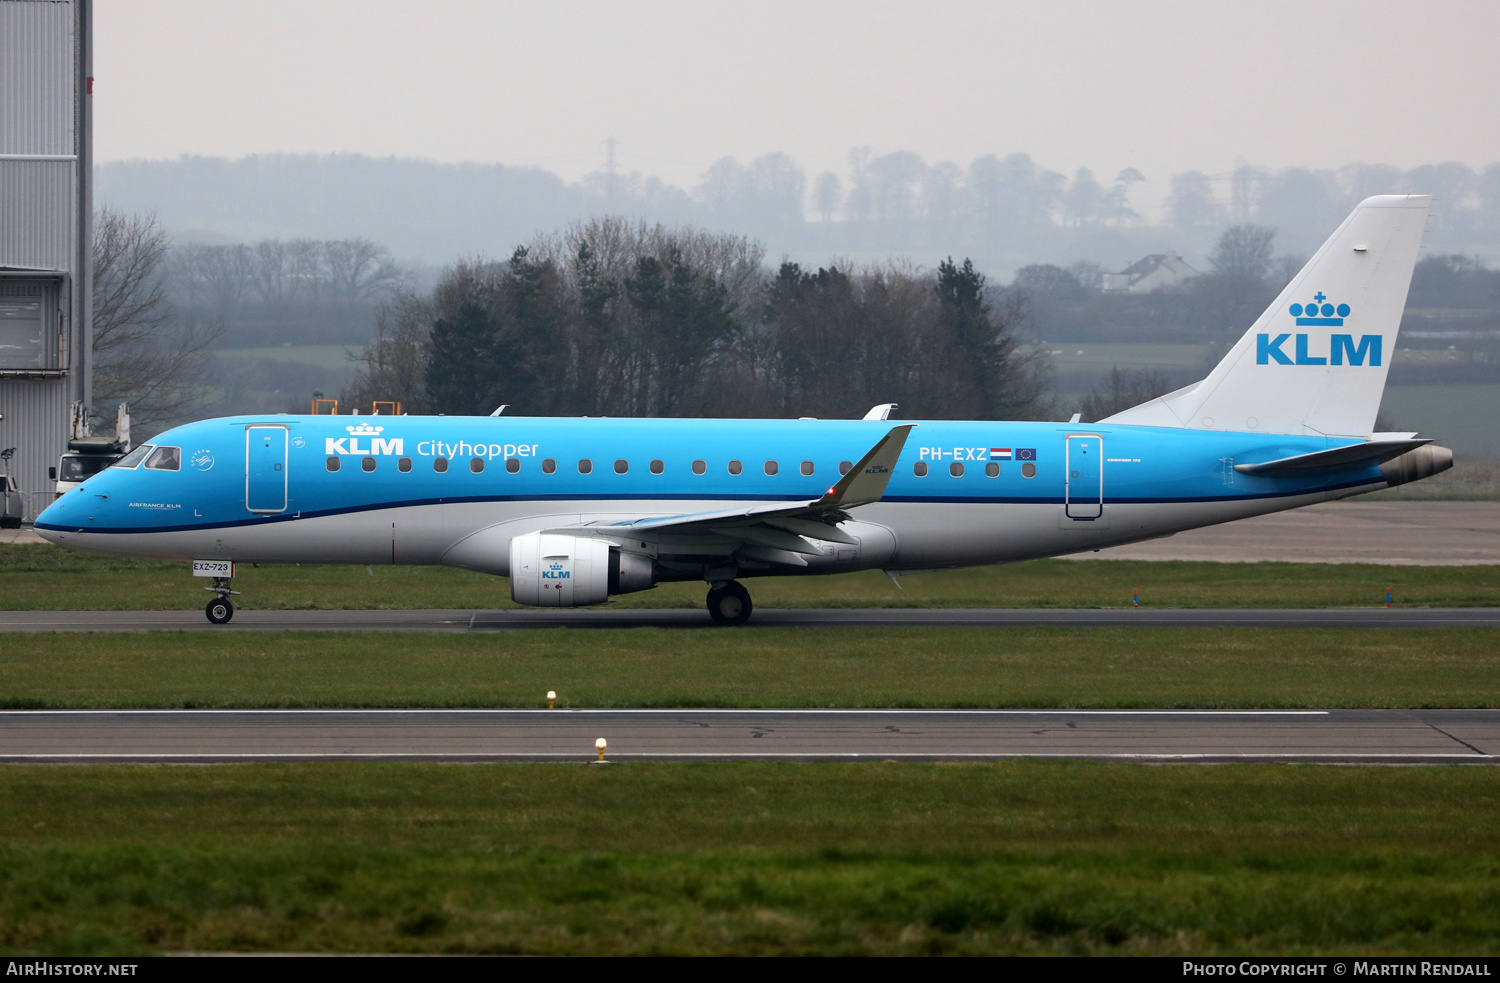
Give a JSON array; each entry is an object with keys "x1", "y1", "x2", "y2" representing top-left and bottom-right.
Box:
[{"x1": 205, "y1": 596, "x2": 234, "y2": 624}]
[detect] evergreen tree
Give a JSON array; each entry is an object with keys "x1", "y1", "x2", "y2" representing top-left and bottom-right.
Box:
[{"x1": 424, "y1": 301, "x2": 499, "y2": 416}]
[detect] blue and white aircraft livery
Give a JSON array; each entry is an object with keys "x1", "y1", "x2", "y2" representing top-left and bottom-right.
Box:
[{"x1": 37, "y1": 195, "x2": 1452, "y2": 624}]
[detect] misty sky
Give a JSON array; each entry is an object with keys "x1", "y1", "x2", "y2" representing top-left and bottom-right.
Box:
[{"x1": 96, "y1": 0, "x2": 1500, "y2": 218}]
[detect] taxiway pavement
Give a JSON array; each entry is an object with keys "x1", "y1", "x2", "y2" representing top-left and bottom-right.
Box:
[
  {"x1": 2, "y1": 709, "x2": 1495, "y2": 764},
  {"x1": 1063, "y1": 501, "x2": 1500, "y2": 564},
  {"x1": 4, "y1": 607, "x2": 1500, "y2": 631}
]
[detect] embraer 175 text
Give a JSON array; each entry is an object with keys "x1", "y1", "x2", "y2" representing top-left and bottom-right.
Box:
[{"x1": 37, "y1": 195, "x2": 1452, "y2": 624}]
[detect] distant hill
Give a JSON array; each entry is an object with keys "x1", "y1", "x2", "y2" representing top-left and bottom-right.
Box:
[{"x1": 97, "y1": 154, "x2": 603, "y2": 263}]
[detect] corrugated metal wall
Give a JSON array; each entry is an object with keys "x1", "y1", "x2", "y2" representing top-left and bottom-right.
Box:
[
  {"x1": 0, "y1": 0, "x2": 76, "y2": 156},
  {"x1": 0, "y1": 0, "x2": 81, "y2": 521},
  {"x1": 0, "y1": 377, "x2": 69, "y2": 519},
  {"x1": 0, "y1": 160, "x2": 77, "y2": 269}
]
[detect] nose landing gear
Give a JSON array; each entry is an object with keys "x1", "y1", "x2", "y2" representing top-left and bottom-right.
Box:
[
  {"x1": 204, "y1": 577, "x2": 239, "y2": 624},
  {"x1": 706, "y1": 581, "x2": 753, "y2": 626}
]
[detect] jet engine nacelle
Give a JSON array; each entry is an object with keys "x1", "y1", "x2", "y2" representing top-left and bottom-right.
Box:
[
  {"x1": 508, "y1": 532, "x2": 655, "y2": 607},
  {"x1": 1379, "y1": 444, "x2": 1454, "y2": 488}
]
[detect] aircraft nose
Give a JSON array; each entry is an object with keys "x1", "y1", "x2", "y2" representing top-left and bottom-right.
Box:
[
  {"x1": 35, "y1": 478, "x2": 102, "y2": 540},
  {"x1": 34, "y1": 496, "x2": 71, "y2": 541}
]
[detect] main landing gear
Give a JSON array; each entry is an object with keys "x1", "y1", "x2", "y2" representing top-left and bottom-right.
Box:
[
  {"x1": 706, "y1": 581, "x2": 753, "y2": 626},
  {"x1": 205, "y1": 577, "x2": 239, "y2": 624}
]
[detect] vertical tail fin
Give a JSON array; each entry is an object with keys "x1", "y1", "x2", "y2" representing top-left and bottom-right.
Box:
[{"x1": 1103, "y1": 194, "x2": 1430, "y2": 437}]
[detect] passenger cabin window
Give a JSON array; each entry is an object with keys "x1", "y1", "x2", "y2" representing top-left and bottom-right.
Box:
[
  {"x1": 650, "y1": 459, "x2": 664, "y2": 475},
  {"x1": 764, "y1": 461, "x2": 778, "y2": 476},
  {"x1": 144, "y1": 446, "x2": 181, "y2": 471},
  {"x1": 398, "y1": 457, "x2": 412, "y2": 473},
  {"x1": 800, "y1": 461, "x2": 814, "y2": 476},
  {"x1": 434, "y1": 457, "x2": 449, "y2": 473},
  {"x1": 692, "y1": 460, "x2": 706, "y2": 475},
  {"x1": 470, "y1": 457, "x2": 485, "y2": 473},
  {"x1": 542, "y1": 458, "x2": 557, "y2": 474},
  {"x1": 578, "y1": 459, "x2": 593, "y2": 474},
  {"x1": 614, "y1": 459, "x2": 629, "y2": 474},
  {"x1": 1022, "y1": 462, "x2": 1037, "y2": 478},
  {"x1": 839, "y1": 461, "x2": 852, "y2": 475},
  {"x1": 506, "y1": 457, "x2": 521, "y2": 474},
  {"x1": 112, "y1": 445, "x2": 153, "y2": 469},
  {"x1": 728, "y1": 460, "x2": 743, "y2": 475},
  {"x1": 326, "y1": 456, "x2": 341, "y2": 472},
  {"x1": 950, "y1": 462, "x2": 964, "y2": 477},
  {"x1": 913, "y1": 462, "x2": 928, "y2": 477},
  {"x1": 362, "y1": 457, "x2": 377, "y2": 472},
  {"x1": 985, "y1": 462, "x2": 999, "y2": 477}
]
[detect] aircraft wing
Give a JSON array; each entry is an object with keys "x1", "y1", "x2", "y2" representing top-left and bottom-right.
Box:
[{"x1": 546, "y1": 424, "x2": 916, "y2": 568}]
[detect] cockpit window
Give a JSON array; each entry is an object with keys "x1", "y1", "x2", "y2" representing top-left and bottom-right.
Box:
[
  {"x1": 144, "y1": 446, "x2": 182, "y2": 471},
  {"x1": 112, "y1": 444, "x2": 153, "y2": 469}
]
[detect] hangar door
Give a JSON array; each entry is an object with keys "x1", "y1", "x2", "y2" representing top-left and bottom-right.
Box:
[{"x1": 0, "y1": 280, "x2": 61, "y2": 370}]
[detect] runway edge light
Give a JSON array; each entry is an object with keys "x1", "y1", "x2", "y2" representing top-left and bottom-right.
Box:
[
  {"x1": 595, "y1": 737, "x2": 607, "y2": 762},
  {"x1": 547, "y1": 690, "x2": 556, "y2": 709}
]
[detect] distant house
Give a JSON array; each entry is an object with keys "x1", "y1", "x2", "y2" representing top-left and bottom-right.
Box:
[{"x1": 1101, "y1": 252, "x2": 1200, "y2": 294}]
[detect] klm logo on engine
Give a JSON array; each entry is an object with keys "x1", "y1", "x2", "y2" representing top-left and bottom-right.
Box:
[
  {"x1": 1256, "y1": 292, "x2": 1381, "y2": 366},
  {"x1": 542, "y1": 562, "x2": 571, "y2": 580},
  {"x1": 325, "y1": 424, "x2": 404, "y2": 456}
]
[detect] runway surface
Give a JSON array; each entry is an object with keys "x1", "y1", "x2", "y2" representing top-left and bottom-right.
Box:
[
  {"x1": 1062, "y1": 501, "x2": 1500, "y2": 565},
  {"x1": 3, "y1": 709, "x2": 1497, "y2": 764},
  {"x1": 4, "y1": 606, "x2": 1500, "y2": 631}
]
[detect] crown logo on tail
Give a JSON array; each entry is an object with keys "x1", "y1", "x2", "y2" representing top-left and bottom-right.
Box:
[{"x1": 1290, "y1": 292, "x2": 1351, "y2": 326}]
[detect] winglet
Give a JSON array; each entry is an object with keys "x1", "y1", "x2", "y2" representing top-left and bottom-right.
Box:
[{"x1": 817, "y1": 424, "x2": 916, "y2": 508}]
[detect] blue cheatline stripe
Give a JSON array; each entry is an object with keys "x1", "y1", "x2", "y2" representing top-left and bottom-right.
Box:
[{"x1": 35, "y1": 476, "x2": 1383, "y2": 537}]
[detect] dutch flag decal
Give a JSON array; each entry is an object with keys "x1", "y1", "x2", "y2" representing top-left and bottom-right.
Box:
[{"x1": 991, "y1": 448, "x2": 1012, "y2": 459}]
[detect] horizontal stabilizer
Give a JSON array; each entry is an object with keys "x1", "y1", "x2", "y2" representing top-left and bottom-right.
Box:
[{"x1": 1233, "y1": 437, "x2": 1430, "y2": 476}]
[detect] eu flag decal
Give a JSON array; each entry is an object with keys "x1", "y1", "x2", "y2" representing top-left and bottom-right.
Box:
[{"x1": 1016, "y1": 448, "x2": 1037, "y2": 461}]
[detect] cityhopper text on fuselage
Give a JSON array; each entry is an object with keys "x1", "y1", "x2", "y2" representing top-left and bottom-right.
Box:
[{"x1": 36, "y1": 195, "x2": 1453, "y2": 624}]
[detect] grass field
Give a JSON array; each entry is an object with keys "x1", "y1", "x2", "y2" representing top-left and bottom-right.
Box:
[
  {"x1": 4, "y1": 626, "x2": 1498, "y2": 709},
  {"x1": 1, "y1": 761, "x2": 1496, "y2": 955},
  {"x1": 5, "y1": 544, "x2": 1499, "y2": 611},
  {"x1": 1036, "y1": 342, "x2": 1480, "y2": 375},
  {"x1": 1032, "y1": 341, "x2": 1500, "y2": 464},
  {"x1": 1035, "y1": 342, "x2": 1213, "y2": 373},
  {"x1": 1380, "y1": 384, "x2": 1500, "y2": 461}
]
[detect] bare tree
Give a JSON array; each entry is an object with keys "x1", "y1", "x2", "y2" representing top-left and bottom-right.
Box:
[
  {"x1": 1080, "y1": 367, "x2": 1175, "y2": 422},
  {"x1": 1166, "y1": 170, "x2": 1222, "y2": 228},
  {"x1": 812, "y1": 171, "x2": 842, "y2": 223},
  {"x1": 92, "y1": 209, "x2": 222, "y2": 428},
  {"x1": 1208, "y1": 225, "x2": 1276, "y2": 281},
  {"x1": 324, "y1": 237, "x2": 404, "y2": 301},
  {"x1": 342, "y1": 288, "x2": 434, "y2": 413}
]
